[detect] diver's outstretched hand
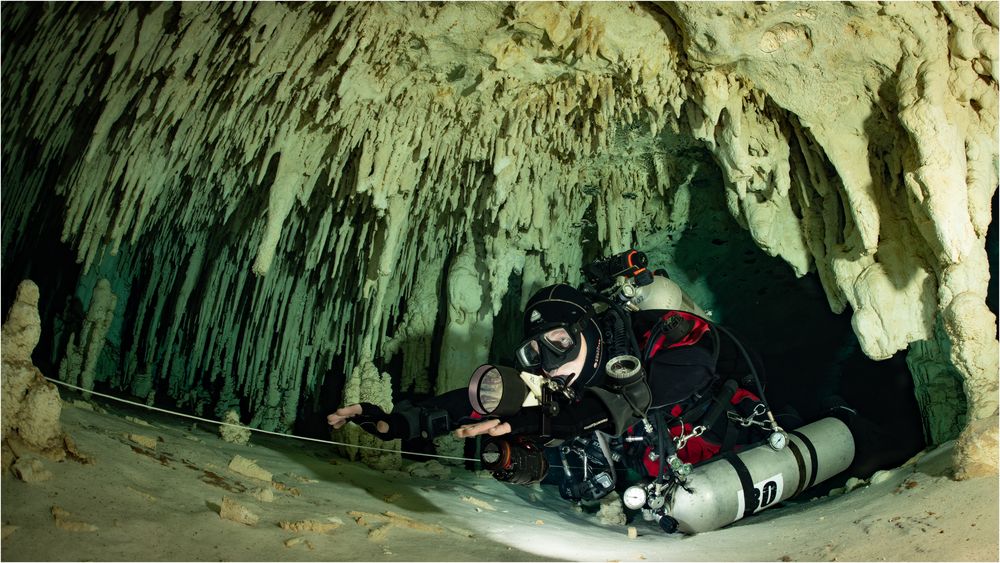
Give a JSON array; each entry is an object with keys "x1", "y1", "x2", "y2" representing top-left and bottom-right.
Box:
[
  {"x1": 454, "y1": 418, "x2": 511, "y2": 438},
  {"x1": 454, "y1": 405, "x2": 548, "y2": 439},
  {"x1": 327, "y1": 403, "x2": 394, "y2": 439},
  {"x1": 328, "y1": 404, "x2": 366, "y2": 428}
]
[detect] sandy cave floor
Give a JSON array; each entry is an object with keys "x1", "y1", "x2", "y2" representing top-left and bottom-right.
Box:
[{"x1": 1, "y1": 393, "x2": 998, "y2": 562}]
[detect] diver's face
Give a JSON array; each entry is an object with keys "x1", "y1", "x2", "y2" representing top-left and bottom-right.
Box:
[{"x1": 542, "y1": 334, "x2": 587, "y2": 385}]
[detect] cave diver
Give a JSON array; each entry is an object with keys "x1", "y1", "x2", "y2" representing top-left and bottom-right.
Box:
[{"x1": 329, "y1": 249, "x2": 854, "y2": 533}]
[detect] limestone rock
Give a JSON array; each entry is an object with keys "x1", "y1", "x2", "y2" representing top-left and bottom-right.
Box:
[
  {"x1": 437, "y1": 246, "x2": 494, "y2": 395},
  {"x1": 70, "y1": 400, "x2": 94, "y2": 411},
  {"x1": 406, "y1": 460, "x2": 451, "y2": 480},
  {"x1": 127, "y1": 434, "x2": 158, "y2": 450},
  {"x1": 125, "y1": 416, "x2": 151, "y2": 427},
  {"x1": 952, "y1": 415, "x2": 999, "y2": 480},
  {"x1": 283, "y1": 536, "x2": 315, "y2": 550},
  {"x1": 251, "y1": 487, "x2": 274, "y2": 503},
  {"x1": 218, "y1": 497, "x2": 259, "y2": 526},
  {"x1": 460, "y1": 496, "x2": 496, "y2": 512},
  {"x1": 0, "y1": 2, "x2": 996, "y2": 449},
  {"x1": 338, "y1": 359, "x2": 400, "y2": 470},
  {"x1": 1, "y1": 280, "x2": 66, "y2": 459},
  {"x1": 278, "y1": 519, "x2": 341, "y2": 533},
  {"x1": 15, "y1": 376, "x2": 63, "y2": 450},
  {"x1": 219, "y1": 410, "x2": 251, "y2": 446},
  {"x1": 57, "y1": 278, "x2": 117, "y2": 392},
  {"x1": 228, "y1": 455, "x2": 272, "y2": 482},
  {"x1": 51, "y1": 506, "x2": 97, "y2": 532},
  {"x1": 11, "y1": 456, "x2": 53, "y2": 483},
  {"x1": 1, "y1": 280, "x2": 41, "y2": 363},
  {"x1": 597, "y1": 493, "x2": 626, "y2": 526}
]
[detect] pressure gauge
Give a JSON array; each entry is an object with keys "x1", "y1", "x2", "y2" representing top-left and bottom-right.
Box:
[
  {"x1": 768, "y1": 431, "x2": 788, "y2": 451},
  {"x1": 622, "y1": 485, "x2": 648, "y2": 510}
]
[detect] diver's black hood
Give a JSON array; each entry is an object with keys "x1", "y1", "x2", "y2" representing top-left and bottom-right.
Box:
[{"x1": 522, "y1": 284, "x2": 605, "y2": 388}]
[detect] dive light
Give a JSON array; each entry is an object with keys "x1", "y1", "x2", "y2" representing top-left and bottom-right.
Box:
[{"x1": 467, "y1": 364, "x2": 545, "y2": 417}]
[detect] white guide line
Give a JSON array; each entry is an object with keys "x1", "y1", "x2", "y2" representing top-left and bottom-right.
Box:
[{"x1": 43, "y1": 376, "x2": 477, "y2": 463}]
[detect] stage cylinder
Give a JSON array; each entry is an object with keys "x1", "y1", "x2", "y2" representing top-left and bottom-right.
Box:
[{"x1": 666, "y1": 417, "x2": 855, "y2": 534}]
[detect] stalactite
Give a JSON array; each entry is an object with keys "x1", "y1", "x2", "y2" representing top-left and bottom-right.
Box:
[
  {"x1": 663, "y1": 0, "x2": 997, "y2": 441},
  {"x1": 57, "y1": 279, "x2": 117, "y2": 392},
  {"x1": 436, "y1": 245, "x2": 493, "y2": 395},
  {"x1": 1, "y1": 1, "x2": 995, "y2": 450},
  {"x1": 907, "y1": 325, "x2": 968, "y2": 445}
]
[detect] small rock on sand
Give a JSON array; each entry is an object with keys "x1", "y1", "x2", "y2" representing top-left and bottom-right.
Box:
[
  {"x1": 228, "y1": 455, "x2": 272, "y2": 482},
  {"x1": 279, "y1": 519, "x2": 341, "y2": 533},
  {"x1": 406, "y1": 460, "x2": 451, "y2": 479},
  {"x1": 128, "y1": 433, "x2": 158, "y2": 449},
  {"x1": 12, "y1": 457, "x2": 53, "y2": 483},
  {"x1": 252, "y1": 487, "x2": 275, "y2": 502},
  {"x1": 597, "y1": 493, "x2": 626, "y2": 526},
  {"x1": 51, "y1": 506, "x2": 97, "y2": 532},
  {"x1": 219, "y1": 497, "x2": 259, "y2": 526},
  {"x1": 461, "y1": 496, "x2": 496, "y2": 511}
]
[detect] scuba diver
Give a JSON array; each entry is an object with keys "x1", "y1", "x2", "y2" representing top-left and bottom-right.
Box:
[{"x1": 329, "y1": 250, "x2": 855, "y2": 533}]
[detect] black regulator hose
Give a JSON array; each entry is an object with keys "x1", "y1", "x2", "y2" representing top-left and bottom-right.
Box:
[
  {"x1": 655, "y1": 409, "x2": 666, "y2": 485},
  {"x1": 605, "y1": 299, "x2": 639, "y2": 356},
  {"x1": 643, "y1": 311, "x2": 767, "y2": 412},
  {"x1": 611, "y1": 307, "x2": 629, "y2": 358},
  {"x1": 653, "y1": 408, "x2": 680, "y2": 486},
  {"x1": 593, "y1": 293, "x2": 641, "y2": 359},
  {"x1": 712, "y1": 323, "x2": 771, "y2": 413}
]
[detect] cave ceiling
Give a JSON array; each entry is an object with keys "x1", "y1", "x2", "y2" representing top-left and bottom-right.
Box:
[{"x1": 1, "y1": 2, "x2": 996, "y2": 448}]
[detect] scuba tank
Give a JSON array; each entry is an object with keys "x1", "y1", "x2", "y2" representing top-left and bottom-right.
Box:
[
  {"x1": 582, "y1": 249, "x2": 703, "y2": 317},
  {"x1": 620, "y1": 274, "x2": 706, "y2": 317},
  {"x1": 581, "y1": 250, "x2": 852, "y2": 534},
  {"x1": 626, "y1": 417, "x2": 855, "y2": 534}
]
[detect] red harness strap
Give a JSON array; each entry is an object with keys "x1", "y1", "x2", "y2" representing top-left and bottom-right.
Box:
[
  {"x1": 642, "y1": 388, "x2": 762, "y2": 472},
  {"x1": 642, "y1": 311, "x2": 711, "y2": 357}
]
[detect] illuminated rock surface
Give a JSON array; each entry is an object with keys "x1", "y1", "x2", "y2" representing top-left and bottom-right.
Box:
[
  {"x1": 1, "y1": 281, "x2": 66, "y2": 460},
  {"x1": 0, "y1": 402, "x2": 997, "y2": 561},
  {"x1": 1, "y1": 0, "x2": 996, "y2": 487}
]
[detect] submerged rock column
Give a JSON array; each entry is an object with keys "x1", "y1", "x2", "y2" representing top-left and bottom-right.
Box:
[{"x1": 1, "y1": 281, "x2": 67, "y2": 464}]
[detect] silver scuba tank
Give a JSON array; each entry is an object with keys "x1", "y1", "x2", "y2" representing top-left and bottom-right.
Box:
[
  {"x1": 620, "y1": 275, "x2": 707, "y2": 317},
  {"x1": 664, "y1": 417, "x2": 855, "y2": 534}
]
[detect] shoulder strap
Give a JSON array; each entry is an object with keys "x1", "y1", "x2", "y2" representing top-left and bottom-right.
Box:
[{"x1": 642, "y1": 311, "x2": 717, "y2": 365}]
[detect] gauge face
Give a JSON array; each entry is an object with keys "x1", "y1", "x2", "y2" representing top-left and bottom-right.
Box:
[
  {"x1": 768, "y1": 431, "x2": 787, "y2": 451},
  {"x1": 623, "y1": 485, "x2": 647, "y2": 510}
]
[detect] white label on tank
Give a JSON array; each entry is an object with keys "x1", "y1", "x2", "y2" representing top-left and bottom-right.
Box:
[{"x1": 736, "y1": 473, "x2": 784, "y2": 519}]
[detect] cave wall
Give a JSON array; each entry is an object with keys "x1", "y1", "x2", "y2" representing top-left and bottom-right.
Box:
[
  {"x1": 1, "y1": 2, "x2": 996, "y2": 446},
  {"x1": 661, "y1": 1, "x2": 999, "y2": 437}
]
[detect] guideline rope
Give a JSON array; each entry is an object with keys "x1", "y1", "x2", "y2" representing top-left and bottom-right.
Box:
[{"x1": 43, "y1": 377, "x2": 478, "y2": 463}]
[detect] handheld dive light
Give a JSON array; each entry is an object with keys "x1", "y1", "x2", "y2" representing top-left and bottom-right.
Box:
[{"x1": 467, "y1": 364, "x2": 545, "y2": 417}]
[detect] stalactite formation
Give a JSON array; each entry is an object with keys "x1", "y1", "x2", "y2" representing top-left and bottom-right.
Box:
[{"x1": 2, "y1": 2, "x2": 996, "y2": 452}]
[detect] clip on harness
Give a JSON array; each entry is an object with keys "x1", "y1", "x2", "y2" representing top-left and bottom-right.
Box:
[{"x1": 642, "y1": 312, "x2": 776, "y2": 494}]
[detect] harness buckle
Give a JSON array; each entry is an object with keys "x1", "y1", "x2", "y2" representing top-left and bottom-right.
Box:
[
  {"x1": 674, "y1": 424, "x2": 706, "y2": 450},
  {"x1": 727, "y1": 403, "x2": 768, "y2": 428}
]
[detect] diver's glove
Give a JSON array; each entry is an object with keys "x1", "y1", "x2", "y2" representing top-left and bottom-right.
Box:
[
  {"x1": 500, "y1": 397, "x2": 616, "y2": 440},
  {"x1": 353, "y1": 403, "x2": 411, "y2": 441},
  {"x1": 499, "y1": 407, "x2": 545, "y2": 436},
  {"x1": 353, "y1": 401, "x2": 451, "y2": 441}
]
